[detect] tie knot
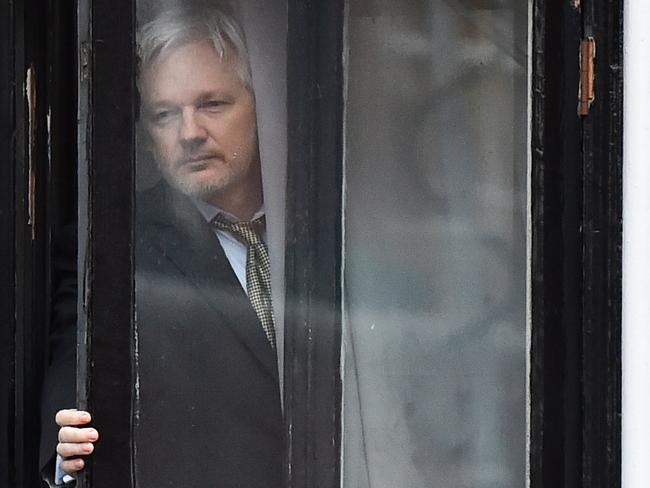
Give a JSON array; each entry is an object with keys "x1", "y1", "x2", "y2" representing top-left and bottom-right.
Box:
[{"x1": 212, "y1": 214, "x2": 265, "y2": 248}]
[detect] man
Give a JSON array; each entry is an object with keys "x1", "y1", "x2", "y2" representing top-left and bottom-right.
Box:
[{"x1": 40, "y1": 7, "x2": 284, "y2": 487}]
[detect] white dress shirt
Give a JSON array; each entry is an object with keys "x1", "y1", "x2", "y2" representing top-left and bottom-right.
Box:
[{"x1": 192, "y1": 197, "x2": 266, "y2": 292}]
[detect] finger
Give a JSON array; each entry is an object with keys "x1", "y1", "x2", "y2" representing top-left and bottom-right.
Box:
[
  {"x1": 60, "y1": 457, "x2": 85, "y2": 475},
  {"x1": 58, "y1": 426, "x2": 99, "y2": 443},
  {"x1": 56, "y1": 409, "x2": 92, "y2": 427},
  {"x1": 57, "y1": 442, "x2": 95, "y2": 458}
]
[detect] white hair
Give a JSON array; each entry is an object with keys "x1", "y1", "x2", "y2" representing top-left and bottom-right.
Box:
[{"x1": 137, "y1": 7, "x2": 252, "y2": 92}]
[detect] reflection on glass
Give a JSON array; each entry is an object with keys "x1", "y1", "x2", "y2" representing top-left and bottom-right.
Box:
[
  {"x1": 133, "y1": 3, "x2": 286, "y2": 487},
  {"x1": 343, "y1": 1, "x2": 529, "y2": 487}
]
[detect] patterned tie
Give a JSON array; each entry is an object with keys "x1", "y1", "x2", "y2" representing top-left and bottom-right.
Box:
[{"x1": 212, "y1": 214, "x2": 277, "y2": 350}]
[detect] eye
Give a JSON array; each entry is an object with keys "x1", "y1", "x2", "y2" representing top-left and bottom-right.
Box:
[
  {"x1": 200, "y1": 100, "x2": 227, "y2": 112},
  {"x1": 151, "y1": 108, "x2": 178, "y2": 125}
]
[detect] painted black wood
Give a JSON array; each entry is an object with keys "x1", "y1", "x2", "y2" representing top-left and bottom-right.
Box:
[
  {"x1": 1, "y1": 1, "x2": 78, "y2": 486},
  {"x1": 530, "y1": 2, "x2": 584, "y2": 486},
  {"x1": 9, "y1": 0, "x2": 53, "y2": 485},
  {"x1": 580, "y1": 1, "x2": 623, "y2": 487},
  {"x1": 76, "y1": 1, "x2": 136, "y2": 487},
  {"x1": 530, "y1": 1, "x2": 623, "y2": 487},
  {"x1": 285, "y1": 1, "x2": 344, "y2": 487},
  {"x1": 0, "y1": 1, "x2": 16, "y2": 485},
  {"x1": 46, "y1": 0, "x2": 78, "y2": 231}
]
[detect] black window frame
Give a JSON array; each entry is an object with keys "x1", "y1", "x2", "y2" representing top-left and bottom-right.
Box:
[
  {"x1": 284, "y1": 1, "x2": 344, "y2": 486},
  {"x1": 73, "y1": 0, "x2": 136, "y2": 487},
  {"x1": 0, "y1": 0, "x2": 623, "y2": 487},
  {"x1": 1, "y1": 1, "x2": 77, "y2": 486},
  {"x1": 529, "y1": 1, "x2": 623, "y2": 487}
]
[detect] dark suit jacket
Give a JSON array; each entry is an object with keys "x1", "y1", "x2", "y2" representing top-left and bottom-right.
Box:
[{"x1": 41, "y1": 181, "x2": 284, "y2": 488}]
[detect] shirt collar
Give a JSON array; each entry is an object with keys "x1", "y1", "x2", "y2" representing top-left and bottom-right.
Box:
[{"x1": 191, "y1": 197, "x2": 265, "y2": 223}]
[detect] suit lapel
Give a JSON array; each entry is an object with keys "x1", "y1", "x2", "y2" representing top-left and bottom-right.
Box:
[{"x1": 139, "y1": 183, "x2": 279, "y2": 382}]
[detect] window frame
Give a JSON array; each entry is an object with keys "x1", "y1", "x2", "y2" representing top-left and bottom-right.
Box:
[
  {"x1": 75, "y1": 1, "x2": 136, "y2": 487},
  {"x1": 529, "y1": 1, "x2": 623, "y2": 487},
  {"x1": 0, "y1": 0, "x2": 624, "y2": 486},
  {"x1": 0, "y1": 1, "x2": 69, "y2": 486},
  {"x1": 0, "y1": 1, "x2": 16, "y2": 484},
  {"x1": 284, "y1": 1, "x2": 345, "y2": 486}
]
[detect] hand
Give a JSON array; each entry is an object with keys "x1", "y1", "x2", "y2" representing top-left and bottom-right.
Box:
[{"x1": 55, "y1": 409, "x2": 99, "y2": 475}]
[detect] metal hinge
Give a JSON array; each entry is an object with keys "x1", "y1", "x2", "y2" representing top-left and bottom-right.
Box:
[
  {"x1": 579, "y1": 37, "x2": 595, "y2": 116},
  {"x1": 80, "y1": 42, "x2": 91, "y2": 82}
]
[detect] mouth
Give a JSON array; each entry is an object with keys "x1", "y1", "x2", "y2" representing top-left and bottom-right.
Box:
[{"x1": 182, "y1": 154, "x2": 220, "y2": 170}]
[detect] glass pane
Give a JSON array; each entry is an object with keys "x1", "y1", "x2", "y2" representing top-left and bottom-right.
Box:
[
  {"x1": 134, "y1": 2, "x2": 286, "y2": 486},
  {"x1": 343, "y1": 1, "x2": 529, "y2": 487}
]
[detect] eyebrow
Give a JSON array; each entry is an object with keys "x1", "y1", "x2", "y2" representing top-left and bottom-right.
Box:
[{"x1": 195, "y1": 91, "x2": 234, "y2": 103}]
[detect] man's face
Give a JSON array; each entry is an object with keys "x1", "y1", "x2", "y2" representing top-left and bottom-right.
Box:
[{"x1": 141, "y1": 40, "x2": 260, "y2": 204}]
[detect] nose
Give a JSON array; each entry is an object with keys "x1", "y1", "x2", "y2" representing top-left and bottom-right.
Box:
[{"x1": 179, "y1": 107, "x2": 206, "y2": 145}]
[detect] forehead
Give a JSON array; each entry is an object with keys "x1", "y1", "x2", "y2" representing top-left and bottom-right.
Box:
[{"x1": 141, "y1": 40, "x2": 242, "y2": 105}]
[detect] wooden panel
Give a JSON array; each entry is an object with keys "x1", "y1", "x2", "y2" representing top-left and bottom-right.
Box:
[
  {"x1": 285, "y1": 1, "x2": 344, "y2": 487},
  {"x1": 76, "y1": 1, "x2": 136, "y2": 487}
]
